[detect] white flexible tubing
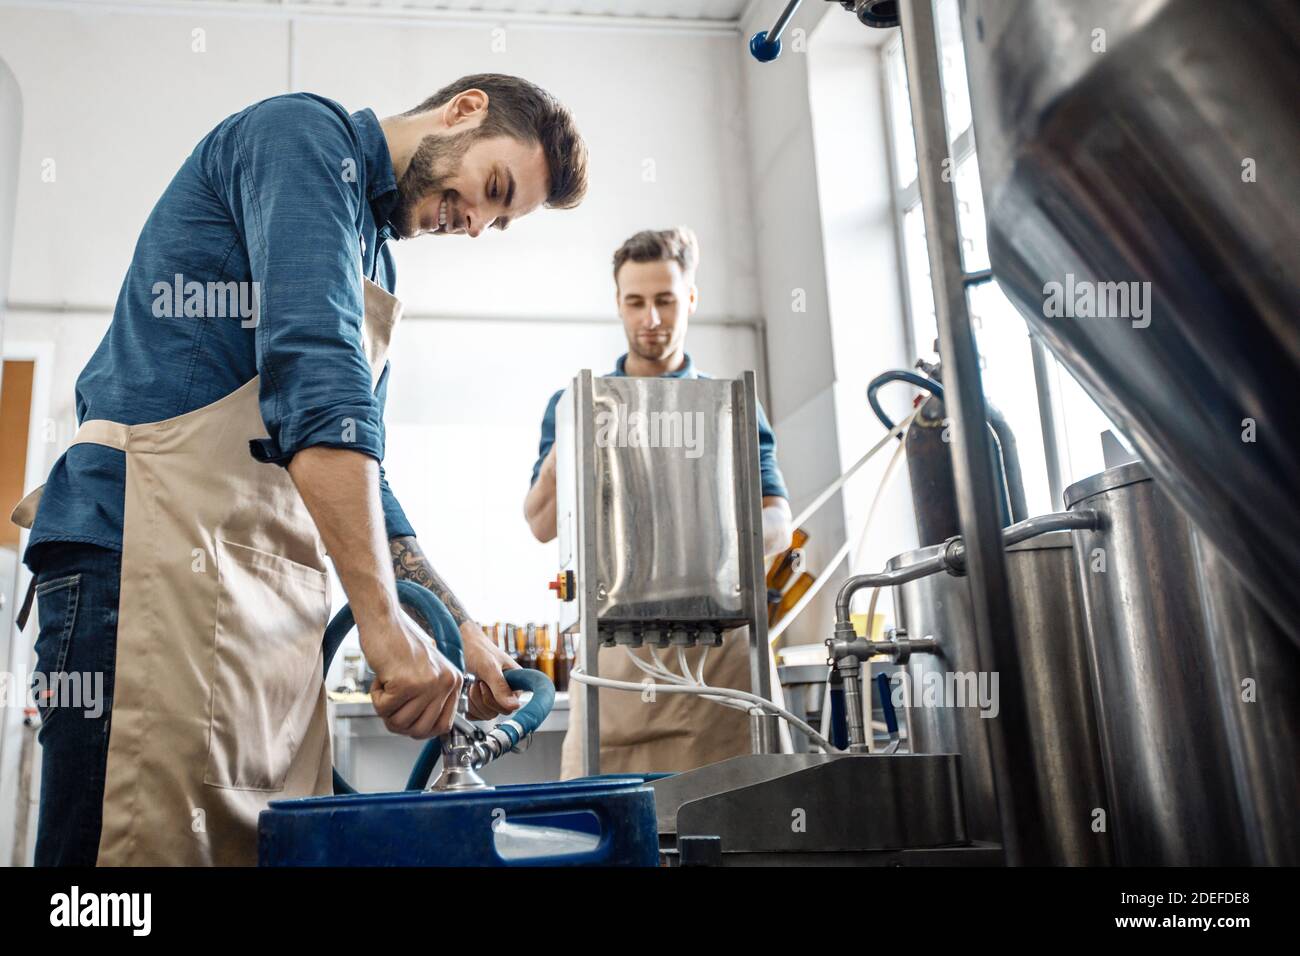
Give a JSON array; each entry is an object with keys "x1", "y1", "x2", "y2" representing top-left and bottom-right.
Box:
[
  {"x1": 625, "y1": 648, "x2": 690, "y2": 684},
  {"x1": 570, "y1": 667, "x2": 840, "y2": 754},
  {"x1": 676, "y1": 646, "x2": 691, "y2": 681},
  {"x1": 848, "y1": 434, "x2": 910, "y2": 630},
  {"x1": 623, "y1": 646, "x2": 750, "y2": 711},
  {"x1": 647, "y1": 644, "x2": 687, "y2": 682},
  {"x1": 864, "y1": 586, "x2": 883, "y2": 640},
  {"x1": 790, "y1": 416, "x2": 910, "y2": 530},
  {"x1": 768, "y1": 414, "x2": 915, "y2": 644}
]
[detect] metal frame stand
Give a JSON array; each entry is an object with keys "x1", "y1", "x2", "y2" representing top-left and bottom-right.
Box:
[
  {"x1": 898, "y1": 0, "x2": 1041, "y2": 865},
  {"x1": 570, "y1": 371, "x2": 776, "y2": 777}
]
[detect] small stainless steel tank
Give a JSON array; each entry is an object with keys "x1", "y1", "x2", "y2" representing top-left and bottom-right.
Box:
[
  {"x1": 1065, "y1": 463, "x2": 1255, "y2": 864},
  {"x1": 891, "y1": 532, "x2": 1110, "y2": 864}
]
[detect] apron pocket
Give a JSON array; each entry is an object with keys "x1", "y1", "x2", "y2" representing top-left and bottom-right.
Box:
[
  {"x1": 204, "y1": 539, "x2": 329, "y2": 792},
  {"x1": 31, "y1": 574, "x2": 81, "y2": 728}
]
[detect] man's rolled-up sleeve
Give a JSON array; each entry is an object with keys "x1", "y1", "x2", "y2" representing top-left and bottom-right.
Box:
[
  {"x1": 374, "y1": 365, "x2": 416, "y2": 539},
  {"x1": 529, "y1": 390, "x2": 564, "y2": 487},
  {"x1": 380, "y1": 467, "x2": 415, "y2": 540},
  {"x1": 756, "y1": 401, "x2": 789, "y2": 500},
  {"x1": 217, "y1": 98, "x2": 383, "y2": 466}
]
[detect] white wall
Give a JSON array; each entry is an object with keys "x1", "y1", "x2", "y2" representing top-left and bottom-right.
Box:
[
  {"x1": 0, "y1": 3, "x2": 765, "y2": 636},
  {"x1": 737, "y1": 1, "x2": 841, "y2": 654},
  {"x1": 0, "y1": 51, "x2": 30, "y2": 867},
  {"x1": 806, "y1": 20, "x2": 918, "y2": 610},
  {"x1": 736, "y1": 2, "x2": 917, "y2": 652}
]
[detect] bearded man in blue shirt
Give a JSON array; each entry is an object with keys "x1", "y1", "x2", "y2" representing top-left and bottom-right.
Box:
[{"x1": 15, "y1": 74, "x2": 588, "y2": 865}]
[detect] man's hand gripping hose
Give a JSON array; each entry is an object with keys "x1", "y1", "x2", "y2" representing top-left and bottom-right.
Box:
[{"x1": 322, "y1": 580, "x2": 556, "y2": 792}]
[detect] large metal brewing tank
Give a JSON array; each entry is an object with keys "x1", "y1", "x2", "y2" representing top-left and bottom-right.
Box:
[
  {"x1": 891, "y1": 532, "x2": 1110, "y2": 865},
  {"x1": 1064, "y1": 463, "x2": 1275, "y2": 864},
  {"x1": 1191, "y1": 533, "x2": 1300, "y2": 865},
  {"x1": 959, "y1": 0, "x2": 1300, "y2": 642}
]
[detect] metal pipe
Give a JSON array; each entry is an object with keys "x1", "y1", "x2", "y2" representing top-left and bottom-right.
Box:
[
  {"x1": 828, "y1": 635, "x2": 940, "y2": 664},
  {"x1": 1029, "y1": 334, "x2": 1067, "y2": 510},
  {"x1": 749, "y1": 712, "x2": 780, "y2": 754},
  {"x1": 765, "y1": 0, "x2": 803, "y2": 45},
  {"x1": 986, "y1": 402, "x2": 1028, "y2": 523},
  {"x1": 837, "y1": 657, "x2": 870, "y2": 752},
  {"x1": 833, "y1": 556, "x2": 947, "y2": 623},
  {"x1": 833, "y1": 510, "x2": 1099, "y2": 622},
  {"x1": 899, "y1": 0, "x2": 1038, "y2": 863}
]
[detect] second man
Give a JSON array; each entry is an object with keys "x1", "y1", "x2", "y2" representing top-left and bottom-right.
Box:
[{"x1": 524, "y1": 227, "x2": 792, "y2": 776}]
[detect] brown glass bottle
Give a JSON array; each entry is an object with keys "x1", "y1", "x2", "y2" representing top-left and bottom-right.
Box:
[
  {"x1": 522, "y1": 624, "x2": 539, "y2": 670},
  {"x1": 505, "y1": 624, "x2": 521, "y2": 665},
  {"x1": 771, "y1": 571, "x2": 816, "y2": 627},
  {"x1": 555, "y1": 632, "x2": 574, "y2": 692},
  {"x1": 538, "y1": 625, "x2": 556, "y2": 682},
  {"x1": 767, "y1": 527, "x2": 809, "y2": 593}
]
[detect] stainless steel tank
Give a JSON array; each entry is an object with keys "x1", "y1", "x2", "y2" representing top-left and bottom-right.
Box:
[
  {"x1": 891, "y1": 531, "x2": 1111, "y2": 864},
  {"x1": 1064, "y1": 463, "x2": 1252, "y2": 864},
  {"x1": 960, "y1": 0, "x2": 1300, "y2": 643},
  {"x1": 1191, "y1": 532, "x2": 1300, "y2": 865}
]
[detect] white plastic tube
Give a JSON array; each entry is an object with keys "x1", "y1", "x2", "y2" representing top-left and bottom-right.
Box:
[
  {"x1": 789, "y1": 417, "x2": 911, "y2": 530},
  {"x1": 768, "y1": 413, "x2": 915, "y2": 643},
  {"x1": 570, "y1": 667, "x2": 839, "y2": 754}
]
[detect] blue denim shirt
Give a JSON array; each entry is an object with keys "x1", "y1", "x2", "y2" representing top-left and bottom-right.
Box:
[
  {"x1": 529, "y1": 353, "x2": 789, "y2": 499},
  {"x1": 25, "y1": 93, "x2": 415, "y2": 569}
]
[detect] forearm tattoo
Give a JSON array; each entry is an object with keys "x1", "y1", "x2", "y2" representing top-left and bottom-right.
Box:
[{"x1": 389, "y1": 536, "x2": 470, "y2": 627}]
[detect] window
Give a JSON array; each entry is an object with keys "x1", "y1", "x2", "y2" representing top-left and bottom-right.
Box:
[{"x1": 882, "y1": 0, "x2": 1125, "y2": 513}]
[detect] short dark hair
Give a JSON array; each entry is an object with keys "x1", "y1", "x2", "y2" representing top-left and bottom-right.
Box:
[
  {"x1": 612, "y1": 227, "x2": 700, "y2": 285},
  {"x1": 406, "y1": 74, "x2": 587, "y2": 210}
]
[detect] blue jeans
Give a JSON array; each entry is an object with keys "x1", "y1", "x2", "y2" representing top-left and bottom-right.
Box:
[{"x1": 28, "y1": 543, "x2": 120, "y2": 867}]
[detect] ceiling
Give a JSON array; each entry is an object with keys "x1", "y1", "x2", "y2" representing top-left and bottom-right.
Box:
[{"x1": 216, "y1": 0, "x2": 755, "y2": 22}]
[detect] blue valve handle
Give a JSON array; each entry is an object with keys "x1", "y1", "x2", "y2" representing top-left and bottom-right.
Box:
[
  {"x1": 876, "y1": 672, "x2": 899, "y2": 735},
  {"x1": 749, "y1": 0, "x2": 804, "y2": 62},
  {"x1": 749, "y1": 30, "x2": 782, "y2": 62}
]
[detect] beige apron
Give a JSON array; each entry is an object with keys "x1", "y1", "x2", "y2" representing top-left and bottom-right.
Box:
[
  {"x1": 560, "y1": 630, "x2": 755, "y2": 778},
  {"x1": 12, "y1": 277, "x2": 402, "y2": 865}
]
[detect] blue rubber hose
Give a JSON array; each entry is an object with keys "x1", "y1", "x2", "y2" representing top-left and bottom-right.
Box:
[
  {"x1": 867, "y1": 369, "x2": 945, "y2": 432},
  {"x1": 323, "y1": 579, "x2": 465, "y2": 674},
  {"x1": 499, "y1": 668, "x2": 556, "y2": 744},
  {"x1": 323, "y1": 580, "x2": 464, "y2": 794},
  {"x1": 322, "y1": 580, "x2": 556, "y2": 793},
  {"x1": 404, "y1": 739, "x2": 443, "y2": 792}
]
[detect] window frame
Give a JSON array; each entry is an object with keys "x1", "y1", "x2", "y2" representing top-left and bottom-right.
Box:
[{"x1": 878, "y1": 28, "x2": 1108, "y2": 513}]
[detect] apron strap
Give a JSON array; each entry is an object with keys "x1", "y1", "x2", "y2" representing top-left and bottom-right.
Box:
[
  {"x1": 70, "y1": 418, "x2": 131, "y2": 452},
  {"x1": 8, "y1": 419, "x2": 131, "y2": 530},
  {"x1": 10, "y1": 418, "x2": 132, "y2": 630}
]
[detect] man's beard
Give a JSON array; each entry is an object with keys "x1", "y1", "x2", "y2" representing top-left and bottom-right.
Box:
[
  {"x1": 388, "y1": 129, "x2": 476, "y2": 239},
  {"x1": 630, "y1": 333, "x2": 678, "y2": 363}
]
